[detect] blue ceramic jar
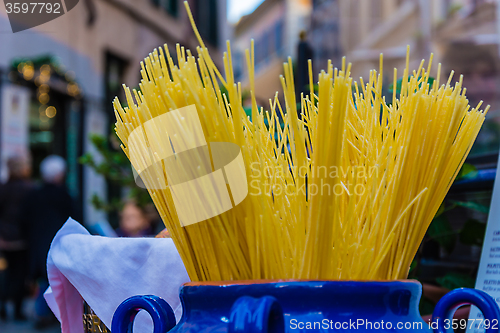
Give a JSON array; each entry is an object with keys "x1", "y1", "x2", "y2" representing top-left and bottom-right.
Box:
[{"x1": 112, "y1": 280, "x2": 500, "y2": 333}]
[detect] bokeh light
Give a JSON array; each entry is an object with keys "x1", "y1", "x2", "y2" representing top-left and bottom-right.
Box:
[
  {"x1": 45, "y1": 106, "x2": 57, "y2": 118},
  {"x1": 67, "y1": 82, "x2": 80, "y2": 96},
  {"x1": 38, "y1": 84, "x2": 50, "y2": 94},
  {"x1": 22, "y1": 62, "x2": 34, "y2": 80},
  {"x1": 38, "y1": 92, "x2": 50, "y2": 105}
]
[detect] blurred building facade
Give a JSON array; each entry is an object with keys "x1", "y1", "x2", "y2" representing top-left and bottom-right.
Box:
[
  {"x1": 0, "y1": 0, "x2": 227, "y2": 225},
  {"x1": 233, "y1": 0, "x2": 312, "y2": 102},
  {"x1": 309, "y1": 0, "x2": 500, "y2": 277},
  {"x1": 310, "y1": 0, "x2": 500, "y2": 154},
  {"x1": 311, "y1": 0, "x2": 442, "y2": 77}
]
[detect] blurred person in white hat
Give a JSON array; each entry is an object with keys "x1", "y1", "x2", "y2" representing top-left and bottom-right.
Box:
[{"x1": 19, "y1": 155, "x2": 79, "y2": 328}]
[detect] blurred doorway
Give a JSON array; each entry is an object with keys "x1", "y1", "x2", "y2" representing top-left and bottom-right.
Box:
[
  {"x1": 104, "y1": 52, "x2": 129, "y2": 227},
  {"x1": 8, "y1": 58, "x2": 84, "y2": 212}
]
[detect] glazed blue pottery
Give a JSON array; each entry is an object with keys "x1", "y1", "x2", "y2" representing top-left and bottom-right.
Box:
[{"x1": 111, "y1": 280, "x2": 500, "y2": 333}]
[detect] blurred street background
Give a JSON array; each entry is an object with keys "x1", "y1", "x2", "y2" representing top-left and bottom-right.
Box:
[{"x1": 1, "y1": 0, "x2": 500, "y2": 332}]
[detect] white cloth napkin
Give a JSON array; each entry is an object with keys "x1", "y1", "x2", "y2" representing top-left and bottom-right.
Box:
[{"x1": 44, "y1": 218, "x2": 190, "y2": 333}]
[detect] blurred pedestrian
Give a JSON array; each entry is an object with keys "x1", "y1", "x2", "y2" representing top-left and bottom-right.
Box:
[
  {"x1": 19, "y1": 155, "x2": 77, "y2": 328},
  {"x1": 296, "y1": 30, "x2": 313, "y2": 102},
  {"x1": 0, "y1": 154, "x2": 33, "y2": 321},
  {"x1": 116, "y1": 200, "x2": 155, "y2": 237}
]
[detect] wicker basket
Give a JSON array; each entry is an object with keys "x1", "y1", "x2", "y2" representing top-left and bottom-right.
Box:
[{"x1": 83, "y1": 302, "x2": 110, "y2": 333}]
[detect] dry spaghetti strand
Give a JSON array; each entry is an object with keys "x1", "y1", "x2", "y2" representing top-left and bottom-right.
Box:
[{"x1": 113, "y1": 2, "x2": 487, "y2": 281}]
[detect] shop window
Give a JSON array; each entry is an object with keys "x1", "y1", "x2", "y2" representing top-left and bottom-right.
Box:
[
  {"x1": 6, "y1": 57, "x2": 84, "y2": 206},
  {"x1": 233, "y1": 51, "x2": 243, "y2": 81},
  {"x1": 194, "y1": 0, "x2": 219, "y2": 47},
  {"x1": 275, "y1": 20, "x2": 284, "y2": 56},
  {"x1": 104, "y1": 52, "x2": 129, "y2": 226},
  {"x1": 151, "y1": 0, "x2": 178, "y2": 17}
]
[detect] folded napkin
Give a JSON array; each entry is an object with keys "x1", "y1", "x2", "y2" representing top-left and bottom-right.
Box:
[{"x1": 45, "y1": 218, "x2": 190, "y2": 333}]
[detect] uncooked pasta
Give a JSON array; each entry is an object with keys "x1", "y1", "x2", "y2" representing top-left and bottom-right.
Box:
[{"x1": 113, "y1": 2, "x2": 487, "y2": 281}]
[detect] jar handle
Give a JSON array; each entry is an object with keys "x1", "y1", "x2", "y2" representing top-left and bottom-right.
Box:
[
  {"x1": 432, "y1": 288, "x2": 500, "y2": 333},
  {"x1": 111, "y1": 295, "x2": 176, "y2": 333},
  {"x1": 228, "y1": 296, "x2": 285, "y2": 333}
]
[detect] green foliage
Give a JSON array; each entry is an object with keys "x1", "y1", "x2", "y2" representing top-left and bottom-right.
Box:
[
  {"x1": 79, "y1": 135, "x2": 131, "y2": 183},
  {"x1": 428, "y1": 213, "x2": 456, "y2": 254},
  {"x1": 449, "y1": 200, "x2": 489, "y2": 214},
  {"x1": 457, "y1": 162, "x2": 478, "y2": 180},
  {"x1": 220, "y1": 85, "x2": 250, "y2": 104},
  {"x1": 425, "y1": 162, "x2": 487, "y2": 255},
  {"x1": 408, "y1": 259, "x2": 418, "y2": 276},
  {"x1": 436, "y1": 272, "x2": 476, "y2": 290},
  {"x1": 419, "y1": 297, "x2": 436, "y2": 317},
  {"x1": 415, "y1": 160, "x2": 490, "y2": 309},
  {"x1": 10, "y1": 55, "x2": 77, "y2": 83},
  {"x1": 79, "y1": 133, "x2": 152, "y2": 214},
  {"x1": 460, "y1": 219, "x2": 487, "y2": 247},
  {"x1": 388, "y1": 76, "x2": 435, "y2": 97}
]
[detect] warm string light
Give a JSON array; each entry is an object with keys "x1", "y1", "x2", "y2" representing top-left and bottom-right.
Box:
[{"x1": 113, "y1": 4, "x2": 487, "y2": 282}]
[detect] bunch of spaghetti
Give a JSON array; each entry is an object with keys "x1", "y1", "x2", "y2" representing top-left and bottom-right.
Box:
[{"x1": 113, "y1": 4, "x2": 487, "y2": 282}]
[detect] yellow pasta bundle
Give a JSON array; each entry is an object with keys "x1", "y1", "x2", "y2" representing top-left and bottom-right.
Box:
[{"x1": 113, "y1": 4, "x2": 487, "y2": 282}]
